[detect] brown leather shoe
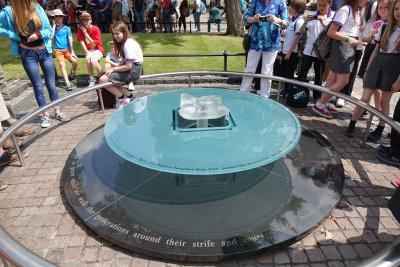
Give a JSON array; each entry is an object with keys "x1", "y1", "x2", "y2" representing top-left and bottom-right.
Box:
[
  {"x1": 15, "y1": 126, "x2": 35, "y2": 137},
  {"x1": 0, "y1": 151, "x2": 29, "y2": 167},
  {"x1": 3, "y1": 138, "x2": 22, "y2": 149}
]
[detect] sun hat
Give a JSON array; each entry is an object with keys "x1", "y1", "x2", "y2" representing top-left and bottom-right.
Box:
[
  {"x1": 52, "y1": 9, "x2": 66, "y2": 16},
  {"x1": 80, "y1": 12, "x2": 92, "y2": 20}
]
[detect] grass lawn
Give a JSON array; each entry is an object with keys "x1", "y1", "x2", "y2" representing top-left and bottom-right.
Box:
[{"x1": 0, "y1": 33, "x2": 246, "y2": 81}]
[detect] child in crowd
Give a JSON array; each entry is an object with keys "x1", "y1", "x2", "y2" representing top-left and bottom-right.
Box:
[
  {"x1": 105, "y1": 41, "x2": 135, "y2": 90},
  {"x1": 66, "y1": 0, "x2": 77, "y2": 32},
  {"x1": 346, "y1": 0, "x2": 399, "y2": 140},
  {"x1": 281, "y1": 0, "x2": 306, "y2": 90},
  {"x1": 312, "y1": 0, "x2": 368, "y2": 119},
  {"x1": 357, "y1": 0, "x2": 390, "y2": 123},
  {"x1": 51, "y1": 9, "x2": 78, "y2": 91},
  {"x1": 298, "y1": 0, "x2": 334, "y2": 100},
  {"x1": 77, "y1": 12, "x2": 104, "y2": 87},
  {"x1": 98, "y1": 21, "x2": 143, "y2": 108}
]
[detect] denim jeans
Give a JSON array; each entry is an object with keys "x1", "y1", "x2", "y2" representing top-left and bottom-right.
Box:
[
  {"x1": 134, "y1": 8, "x2": 145, "y2": 32},
  {"x1": 208, "y1": 19, "x2": 221, "y2": 32},
  {"x1": 162, "y1": 9, "x2": 172, "y2": 32},
  {"x1": 19, "y1": 47, "x2": 60, "y2": 109}
]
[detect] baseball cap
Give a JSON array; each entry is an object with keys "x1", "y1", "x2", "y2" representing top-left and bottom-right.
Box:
[{"x1": 80, "y1": 12, "x2": 92, "y2": 20}]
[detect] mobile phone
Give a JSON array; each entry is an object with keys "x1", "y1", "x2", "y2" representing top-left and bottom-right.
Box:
[
  {"x1": 259, "y1": 15, "x2": 268, "y2": 22},
  {"x1": 313, "y1": 15, "x2": 319, "y2": 20}
]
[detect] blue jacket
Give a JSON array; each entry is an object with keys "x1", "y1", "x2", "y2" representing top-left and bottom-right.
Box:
[
  {"x1": 0, "y1": 4, "x2": 53, "y2": 55},
  {"x1": 243, "y1": 0, "x2": 289, "y2": 52}
]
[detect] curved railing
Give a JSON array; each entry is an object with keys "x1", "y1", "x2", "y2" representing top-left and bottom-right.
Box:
[{"x1": 0, "y1": 71, "x2": 399, "y2": 266}]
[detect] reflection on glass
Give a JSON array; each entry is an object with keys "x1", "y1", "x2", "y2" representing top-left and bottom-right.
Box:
[{"x1": 104, "y1": 89, "x2": 301, "y2": 175}]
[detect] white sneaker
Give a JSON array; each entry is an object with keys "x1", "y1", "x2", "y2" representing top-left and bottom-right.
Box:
[
  {"x1": 322, "y1": 81, "x2": 326, "y2": 87},
  {"x1": 88, "y1": 81, "x2": 96, "y2": 87},
  {"x1": 55, "y1": 112, "x2": 71, "y2": 122},
  {"x1": 41, "y1": 115, "x2": 51, "y2": 128},
  {"x1": 372, "y1": 116, "x2": 380, "y2": 124},
  {"x1": 128, "y1": 82, "x2": 135, "y2": 91},
  {"x1": 335, "y1": 98, "x2": 345, "y2": 108}
]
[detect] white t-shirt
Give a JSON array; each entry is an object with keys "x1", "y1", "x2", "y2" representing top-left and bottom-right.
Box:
[
  {"x1": 194, "y1": 0, "x2": 200, "y2": 12},
  {"x1": 375, "y1": 25, "x2": 400, "y2": 53},
  {"x1": 333, "y1": 5, "x2": 365, "y2": 37},
  {"x1": 282, "y1": 15, "x2": 304, "y2": 54},
  {"x1": 304, "y1": 10, "x2": 335, "y2": 57},
  {"x1": 124, "y1": 38, "x2": 143, "y2": 62}
]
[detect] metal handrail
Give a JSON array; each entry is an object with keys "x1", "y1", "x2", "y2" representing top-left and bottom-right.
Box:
[
  {"x1": 357, "y1": 238, "x2": 400, "y2": 266},
  {"x1": 0, "y1": 71, "x2": 399, "y2": 266}
]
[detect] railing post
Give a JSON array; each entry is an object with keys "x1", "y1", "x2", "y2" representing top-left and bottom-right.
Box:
[
  {"x1": 277, "y1": 81, "x2": 282, "y2": 102},
  {"x1": 223, "y1": 50, "x2": 227, "y2": 71},
  {"x1": 362, "y1": 113, "x2": 374, "y2": 146},
  {"x1": 189, "y1": 74, "x2": 192, "y2": 88},
  {"x1": 190, "y1": 21, "x2": 192, "y2": 33},
  {"x1": 12, "y1": 134, "x2": 25, "y2": 167},
  {"x1": 97, "y1": 89, "x2": 105, "y2": 114}
]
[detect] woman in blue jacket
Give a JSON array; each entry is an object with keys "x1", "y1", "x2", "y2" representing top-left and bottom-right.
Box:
[
  {"x1": 0, "y1": 0, "x2": 70, "y2": 128},
  {"x1": 240, "y1": 0, "x2": 289, "y2": 98}
]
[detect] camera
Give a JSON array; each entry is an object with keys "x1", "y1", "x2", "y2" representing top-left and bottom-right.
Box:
[
  {"x1": 313, "y1": 15, "x2": 319, "y2": 20},
  {"x1": 259, "y1": 15, "x2": 269, "y2": 22}
]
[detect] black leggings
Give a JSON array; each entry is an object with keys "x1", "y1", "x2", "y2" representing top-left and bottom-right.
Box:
[
  {"x1": 179, "y1": 16, "x2": 186, "y2": 30},
  {"x1": 298, "y1": 54, "x2": 325, "y2": 99}
]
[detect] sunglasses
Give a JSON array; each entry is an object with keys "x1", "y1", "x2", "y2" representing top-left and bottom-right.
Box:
[{"x1": 55, "y1": 15, "x2": 64, "y2": 18}]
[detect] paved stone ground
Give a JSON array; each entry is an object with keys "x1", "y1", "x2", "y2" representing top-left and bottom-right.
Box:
[{"x1": 0, "y1": 73, "x2": 399, "y2": 267}]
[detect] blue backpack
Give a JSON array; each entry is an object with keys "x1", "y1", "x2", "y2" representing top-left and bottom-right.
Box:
[{"x1": 200, "y1": 2, "x2": 206, "y2": 14}]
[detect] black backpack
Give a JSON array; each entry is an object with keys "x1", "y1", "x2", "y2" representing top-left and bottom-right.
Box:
[
  {"x1": 285, "y1": 79, "x2": 310, "y2": 108},
  {"x1": 96, "y1": 74, "x2": 116, "y2": 108}
]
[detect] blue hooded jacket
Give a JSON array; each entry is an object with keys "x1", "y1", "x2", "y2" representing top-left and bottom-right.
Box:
[{"x1": 0, "y1": 4, "x2": 53, "y2": 55}]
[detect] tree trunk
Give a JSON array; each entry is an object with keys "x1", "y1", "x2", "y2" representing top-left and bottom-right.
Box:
[{"x1": 225, "y1": 0, "x2": 244, "y2": 36}]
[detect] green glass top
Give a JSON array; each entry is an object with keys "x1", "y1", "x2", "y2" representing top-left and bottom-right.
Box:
[{"x1": 104, "y1": 88, "x2": 301, "y2": 175}]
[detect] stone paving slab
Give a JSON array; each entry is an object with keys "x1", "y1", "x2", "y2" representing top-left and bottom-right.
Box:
[{"x1": 0, "y1": 75, "x2": 399, "y2": 267}]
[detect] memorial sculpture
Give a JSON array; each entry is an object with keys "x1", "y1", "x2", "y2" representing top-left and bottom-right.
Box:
[{"x1": 62, "y1": 88, "x2": 344, "y2": 261}]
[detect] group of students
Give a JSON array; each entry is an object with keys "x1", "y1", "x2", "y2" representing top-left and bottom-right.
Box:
[
  {"x1": 0, "y1": 0, "x2": 143, "y2": 129},
  {"x1": 241, "y1": 0, "x2": 400, "y2": 144}
]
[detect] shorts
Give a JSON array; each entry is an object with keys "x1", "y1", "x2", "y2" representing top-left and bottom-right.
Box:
[
  {"x1": 193, "y1": 11, "x2": 200, "y2": 22},
  {"x1": 54, "y1": 49, "x2": 73, "y2": 64},
  {"x1": 88, "y1": 49, "x2": 103, "y2": 60},
  {"x1": 108, "y1": 62, "x2": 143, "y2": 84},
  {"x1": 112, "y1": 9, "x2": 122, "y2": 21}
]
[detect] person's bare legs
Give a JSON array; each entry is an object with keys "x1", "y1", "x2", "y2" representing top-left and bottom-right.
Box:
[
  {"x1": 351, "y1": 88, "x2": 374, "y2": 122},
  {"x1": 98, "y1": 75, "x2": 130, "y2": 97},
  {"x1": 377, "y1": 91, "x2": 394, "y2": 127},
  {"x1": 318, "y1": 73, "x2": 350, "y2": 105},
  {"x1": 91, "y1": 55, "x2": 102, "y2": 75}
]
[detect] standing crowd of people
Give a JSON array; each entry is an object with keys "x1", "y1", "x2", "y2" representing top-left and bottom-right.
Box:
[
  {"x1": 7, "y1": 0, "x2": 227, "y2": 34},
  {"x1": 241, "y1": 0, "x2": 400, "y2": 185}
]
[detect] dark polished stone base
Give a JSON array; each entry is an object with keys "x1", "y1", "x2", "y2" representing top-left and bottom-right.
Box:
[{"x1": 61, "y1": 127, "x2": 344, "y2": 262}]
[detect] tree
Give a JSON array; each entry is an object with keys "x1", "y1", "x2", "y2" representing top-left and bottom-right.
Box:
[{"x1": 225, "y1": 0, "x2": 244, "y2": 36}]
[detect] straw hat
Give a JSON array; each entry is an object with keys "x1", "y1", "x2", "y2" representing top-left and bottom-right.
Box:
[{"x1": 52, "y1": 9, "x2": 66, "y2": 16}]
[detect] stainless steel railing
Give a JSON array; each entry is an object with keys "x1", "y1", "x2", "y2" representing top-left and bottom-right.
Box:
[{"x1": 0, "y1": 71, "x2": 399, "y2": 266}]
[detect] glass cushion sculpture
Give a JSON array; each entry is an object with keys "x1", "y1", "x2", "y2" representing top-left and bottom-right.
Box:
[{"x1": 104, "y1": 88, "x2": 302, "y2": 175}]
